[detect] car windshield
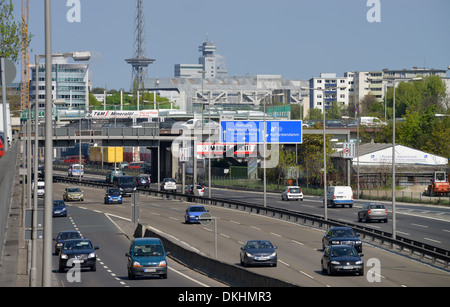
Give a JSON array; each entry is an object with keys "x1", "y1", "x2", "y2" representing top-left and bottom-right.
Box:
[
  {"x1": 62, "y1": 240, "x2": 92, "y2": 250},
  {"x1": 133, "y1": 244, "x2": 164, "y2": 257},
  {"x1": 108, "y1": 189, "x2": 121, "y2": 195},
  {"x1": 247, "y1": 240, "x2": 273, "y2": 249},
  {"x1": 118, "y1": 176, "x2": 135, "y2": 184},
  {"x1": 139, "y1": 176, "x2": 149, "y2": 180},
  {"x1": 53, "y1": 200, "x2": 65, "y2": 207},
  {"x1": 58, "y1": 232, "x2": 81, "y2": 240},
  {"x1": 331, "y1": 247, "x2": 359, "y2": 257},
  {"x1": 67, "y1": 188, "x2": 81, "y2": 193},
  {"x1": 289, "y1": 188, "x2": 300, "y2": 193},
  {"x1": 189, "y1": 206, "x2": 206, "y2": 212},
  {"x1": 165, "y1": 178, "x2": 175, "y2": 183},
  {"x1": 331, "y1": 229, "x2": 356, "y2": 238},
  {"x1": 369, "y1": 204, "x2": 385, "y2": 209}
]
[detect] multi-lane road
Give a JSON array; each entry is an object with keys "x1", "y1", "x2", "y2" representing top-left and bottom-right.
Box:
[
  {"x1": 210, "y1": 188, "x2": 450, "y2": 250},
  {"x1": 49, "y1": 178, "x2": 450, "y2": 287}
]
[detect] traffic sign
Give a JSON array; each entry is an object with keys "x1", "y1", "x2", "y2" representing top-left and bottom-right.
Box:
[
  {"x1": 220, "y1": 120, "x2": 303, "y2": 144},
  {"x1": 179, "y1": 147, "x2": 190, "y2": 162},
  {"x1": 199, "y1": 212, "x2": 212, "y2": 225},
  {"x1": 342, "y1": 142, "x2": 355, "y2": 159},
  {"x1": 0, "y1": 58, "x2": 16, "y2": 85}
]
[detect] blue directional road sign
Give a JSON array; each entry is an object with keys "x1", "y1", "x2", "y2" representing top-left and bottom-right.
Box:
[{"x1": 220, "y1": 120, "x2": 303, "y2": 144}]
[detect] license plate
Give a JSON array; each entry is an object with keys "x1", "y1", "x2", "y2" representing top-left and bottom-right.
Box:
[
  {"x1": 70, "y1": 259, "x2": 84, "y2": 265},
  {"x1": 342, "y1": 265, "x2": 353, "y2": 269},
  {"x1": 144, "y1": 268, "x2": 156, "y2": 273},
  {"x1": 255, "y1": 257, "x2": 269, "y2": 261}
]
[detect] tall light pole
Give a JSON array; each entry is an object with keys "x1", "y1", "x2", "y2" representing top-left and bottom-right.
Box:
[
  {"x1": 41, "y1": 46, "x2": 91, "y2": 285},
  {"x1": 384, "y1": 77, "x2": 421, "y2": 240},
  {"x1": 43, "y1": 0, "x2": 52, "y2": 286}
]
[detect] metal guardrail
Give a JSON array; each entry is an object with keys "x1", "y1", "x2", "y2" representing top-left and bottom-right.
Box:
[{"x1": 54, "y1": 175, "x2": 450, "y2": 270}]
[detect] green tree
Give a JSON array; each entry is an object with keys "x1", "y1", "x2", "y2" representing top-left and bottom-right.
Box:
[
  {"x1": 377, "y1": 75, "x2": 449, "y2": 158},
  {"x1": 307, "y1": 108, "x2": 323, "y2": 121},
  {"x1": 325, "y1": 101, "x2": 343, "y2": 120},
  {"x1": 297, "y1": 134, "x2": 334, "y2": 187},
  {"x1": 0, "y1": 0, "x2": 30, "y2": 62}
]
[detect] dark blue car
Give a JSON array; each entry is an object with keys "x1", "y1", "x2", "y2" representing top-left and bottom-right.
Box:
[
  {"x1": 104, "y1": 187, "x2": 122, "y2": 204},
  {"x1": 53, "y1": 230, "x2": 82, "y2": 255},
  {"x1": 184, "y1": 205, "x2": 208, "y2": 224},
  {"x1": 53, "y1": 200, "x2": 67, "y2": 217}
]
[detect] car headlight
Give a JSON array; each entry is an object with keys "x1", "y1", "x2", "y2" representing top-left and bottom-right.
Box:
[
  {"x1": 355, "y1": 260, "x2": 363, "y2": 265},
  {"x1": 133, "y1": 187, "x2": 137, "y2": 191},
  {"x1": 88, "y1": 252, "x2": 96, "y2": 259},
  {"x1": 246, "y1": 252, "x2": 253, "y2": 257},
  {"x1": 270, "y1": 252, "x2": 277, "y2": 257},
  {"x1": 331, "y1": 240, "x2": 339, "y2": 245},
  {"x1": 158, "y1": 260, "x2": 167, "y2": 267},
  {"x1": 355, "y1": 241, "x2": 362, "y2": 245},
  {"x1": 60, "y1": 254, "x2": 68, "y2": 259},
  {"x1": 330, "y1": 261, "x2": 340, "y2": 265},
  {"x1": 132, "y1": 261, "x2": 141, "y2": 267}
]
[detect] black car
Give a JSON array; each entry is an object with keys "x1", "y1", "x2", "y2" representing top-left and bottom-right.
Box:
[
  {"x1": 321, "y1": 245, "x2": 364, "y2": 276},
  {"x1": 113, "y1": 175, "x2": 137, "y2": 196},
  {"x1": 58, "y1": 239, "x2": 99, "y2": 272},
  {"x1": 322, "y1": 226, "x2": 362, "y2": 253},
  {"x1": 135, "y1": 174, "x2": 151, "y2": 188},
  {"x1": 53, "y1": 230, "x2": 82, "y2": 255},
  {"x1": 240, "y1": 240, "x2": 277, "y2": 267}
]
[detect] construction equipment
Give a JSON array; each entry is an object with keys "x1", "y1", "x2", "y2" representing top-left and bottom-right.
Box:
[
  {"x1": 425, "y1": 172, "x2": 450, "y2": 196},
  {"x1": 20, "y1": 0, "x2": 30, "y2": 110}
]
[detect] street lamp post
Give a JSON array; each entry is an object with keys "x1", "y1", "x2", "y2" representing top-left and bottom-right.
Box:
[
  {"x1": 40, "y1": 41, "x2": 91, "y2": 285},
  {"x1": 384, "y1": 77, "x2": 422, "y2": 240}
]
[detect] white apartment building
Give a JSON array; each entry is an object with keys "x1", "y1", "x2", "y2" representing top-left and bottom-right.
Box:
[
  {"x1": 308, "y1": 73, "x2": 349, "y2": 112},
  {"x1": 309, "y1": 67, "x2": 448, "y2": 113}
]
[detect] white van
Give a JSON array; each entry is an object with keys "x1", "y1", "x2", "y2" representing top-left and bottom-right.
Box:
[
  {"x1": 33, "y1": 180, "x2": 45, "y2": 197},
  {"x1": 359, "y1": 117, "x2": 386, "y2": 127},
  {"x1": 68, "y1": 164, "x2": 84, "y2": 177},
  {"x1": 326, "y1": 186, "x2": 353, "y2": 208}
]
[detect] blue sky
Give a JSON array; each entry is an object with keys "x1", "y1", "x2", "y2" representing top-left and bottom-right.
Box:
[{"x1": 13, "y1": 0, "x2": 450, "y2": 90}]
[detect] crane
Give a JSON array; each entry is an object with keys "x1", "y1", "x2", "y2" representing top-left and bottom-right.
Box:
[{"x1": 20, "y1": 0, "x2": 29, "y2": 111}]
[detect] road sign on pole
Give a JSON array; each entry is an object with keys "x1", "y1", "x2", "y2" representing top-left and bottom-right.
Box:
[
  {"x1": 220, "y1": 120, "x2": 303, "y2": 144},
  {"x1": 342, "y1": 142, "x2": 355, "y2": 159}
]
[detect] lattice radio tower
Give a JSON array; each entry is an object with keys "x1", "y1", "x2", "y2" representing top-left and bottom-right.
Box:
[{"x1": 125, "y1": 0, "x2": 154, "y2": 91}]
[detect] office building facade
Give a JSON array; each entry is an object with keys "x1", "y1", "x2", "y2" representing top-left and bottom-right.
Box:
[{"x1": 30, "y1": 57, "x2": 89, "y2": 109}]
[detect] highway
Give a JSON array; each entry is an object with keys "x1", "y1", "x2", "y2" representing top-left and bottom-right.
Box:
[
  {"x1": 50, "y1": 181, "x2": 450, "y2": 287},
  {"x1": 50, "y1": 184, "x2": 226, "y2": 287},
  {"x1": 209, "y1": 188, "x2": 450, "y2": 250}
]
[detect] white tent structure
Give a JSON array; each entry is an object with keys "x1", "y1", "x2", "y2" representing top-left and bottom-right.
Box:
[
  {"x1": 332, "y1": 143, "x2": 449, "y2": 188},
  {"x1": 356, "y1": 144, "x2": 448, "y2": 167}
]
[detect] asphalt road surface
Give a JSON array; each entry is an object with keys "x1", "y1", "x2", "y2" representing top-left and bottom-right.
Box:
[{"x1": 50, "y1": 182, "x2": 450, "y2": 287}]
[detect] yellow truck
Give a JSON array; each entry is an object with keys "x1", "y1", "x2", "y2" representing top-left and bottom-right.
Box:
[{"x1": 90, "y1": 146, "x2": 123, "y2": 164}]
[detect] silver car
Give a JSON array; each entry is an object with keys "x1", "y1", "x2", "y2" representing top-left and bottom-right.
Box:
[
  {"x1": 281, "y1": 186, "x2": 303, "y2": 201},
  {"x1": 358, "y1": 202, "x2": 388, "y2": 223}
]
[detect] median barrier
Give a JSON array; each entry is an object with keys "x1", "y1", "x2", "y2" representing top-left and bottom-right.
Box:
[
  {"x1": 55, "y1": 175, "x2": 450, "y2": 270},
  {"x1": 134, "y1": 223, "x2": 298, "y2": 287}
]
